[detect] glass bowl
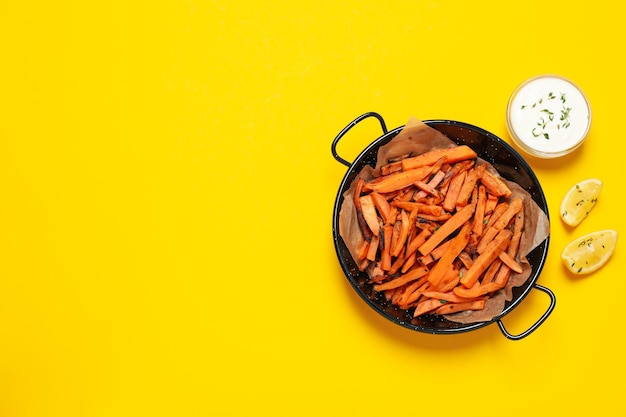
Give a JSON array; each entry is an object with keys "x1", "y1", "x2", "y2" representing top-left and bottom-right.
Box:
[{"x1": 506, "y1": 74, "x2": 591, "y2": 159}]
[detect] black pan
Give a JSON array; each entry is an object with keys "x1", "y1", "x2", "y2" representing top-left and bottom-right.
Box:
[{"x1": 331, "y1": 112, "x2": 555, "y2": 340}]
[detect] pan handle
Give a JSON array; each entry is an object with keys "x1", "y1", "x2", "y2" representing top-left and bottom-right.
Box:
[
  {"x1": 331, "y1": 112, "x2": 388, "y2": 167},
  {"x1": 496, "y1": 284, "x2": 556, "y2": 341}
]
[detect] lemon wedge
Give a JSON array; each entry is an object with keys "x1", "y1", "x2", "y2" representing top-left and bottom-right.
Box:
[
  {"x1": 559, "y1": 178, "x2": 602, "y2": 227},
  {"x1": 561, "y1": 229, "x2": 618, "y2": 274}
]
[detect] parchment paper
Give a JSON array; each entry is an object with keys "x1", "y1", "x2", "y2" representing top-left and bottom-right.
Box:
[{"x1": 338, "y1": 117, "x2": 550, "y2": 323}]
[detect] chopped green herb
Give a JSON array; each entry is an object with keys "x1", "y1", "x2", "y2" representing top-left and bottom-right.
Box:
[
  {"x1": 532, "y1": 127, "x2": 540, "y2": 137},
  {"x1": 522, "y1": 91, "x2": 572, "y2": 139}
]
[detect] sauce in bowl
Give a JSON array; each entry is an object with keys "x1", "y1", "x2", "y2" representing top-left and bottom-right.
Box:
[{"x1": 506, "y1": 75, "x2": 591, "y2": 158}]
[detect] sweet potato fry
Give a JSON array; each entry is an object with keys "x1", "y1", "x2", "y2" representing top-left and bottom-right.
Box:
[
  {"x1": 380, "y1": 224, "x2": 394, "y2": 270},
  {"x1": 508, "y1": 205, "x2": 524, "y2": 258},
  {"x1": 397, "y1": 281, "x2": 431, "y2": 310},
  {"x1": 405, "y1": 228, "x2": 432, "y2": 258},
  {"x1": 456, "y1": 164, "x2": 486, "y2": 207},
  {"x1": 413, "y1": 170, "x2": 446, "y2": 201},
  {"x1": 492, "y1": 197, "x2": 524, "y2": 231},
  {"x1": 365, "y1": 166, "x2": 431, "y2": 193},
  {"x1": 481, "y1": 169, "x2": 512, "y2": 198},
  {"x1": 392, "y1": 202, "x2": 445, "y2": 217},
  {"x1": 413, "y1": 297, "x2": 446, "y2": 317},
  {"x1": 493, "y1": 265, "x2": 512, "y2": 287},
  {"x1": 407, "y1": 206, "x2": 419, "y2": 228},
  {"x1": 417, "y1": 239, "x2": 452, "y2": 266},
  {"x1": 373, "y1": 265, "x2": 430, "y2": 291},
  {"x1": 358, "y1": 258, "x2": 370, "y2": 272},
  {"x1": 359, "y1": 194, "x2": 380, "y2": 237},
  {"x1": 494, "y1": 209, "x2": 523, "y2": 285},
  {"x1": 484, "y1": 201, "x2": 509, "y2": 230},
  {"x1": 460, "y1": 229, "x2": 512, "y2": 288},
  {"x1": 400, "y1": 252, "x2": 417, "y2": 273},
  {"x1": 440, "y1": 160, "x2": 475, "y2": 189},
  {"x1": 434, "y1": 299, "x2": 485, "y2": 315},
  {"x1": 427, "y1": 222, "x2": 471, "y2": 288},
  {"x1": 442, "y1": 170, "x2": 466, "y2": 212},
  {"x1": 380, "y1": 160, "x2": 404, "y2": 176},
  {"x1": 471, "y1": 184, "x2": 487, "y2": 237},
  {"x1": 414, "y1": 180, "x2": 443, "y2": 199},
  {"x1": 418, "y1": 202, "x2": 475, "y2": 256},
  {"x1": 397, "y1": 186, "x2": 417, "y2": 202},
  {"x1": 389, "y1": 253, "x2": 407, "y2": 275},
  {"x1": 389, "y1": 286, "x2": 405, "y2": 305},
  {"x1": 368, "y1": 264, "x2": 385, "y2": 283},
  {"x1": 454, "y1": 281, "x2": 502, "y2": 299},
  {"x1": 391, "y1": 210, "x2": 411, "y2": 257},
  {"x1": 414, "y1": 219, "x2": 438, "y2": 234},
  {"x1": 484, "y1": 193, "x2": 499, "y2": 219},
  {"x1": 421, "y1": 291, "x2": 484, "y2": 304},
  {"x1": 438, "y1": 268, "x2": 462, "y2": 293},
  {"x1": 401, "y1": 145, "x2": 477, "y2": 171},
  {"x1": 426, "y1": 156, "x2": 448, "y2": 177},
  {"x1": 366, "y1": 234, "x2": 379, "y2": 262},
  {"x1": 353, "y1": 177, "x2": 373, "y2": 241},
  {"x1": 389, "y1": 220, "x2": 401, "y2": 258},
  {"x1": 477, "y1": 197, "x2": 523, "y2": 254},
  {"x1": 480, "y1": 258, "x2": 502, "y2": 285},
  {"x1": 416, "y1": 212, "x2": 452, "y2": 222},
  {"x1": 357, "y1": 240, "x2": 369, "y2": 261},
  {"x1": 458, "y1": 251, "x2": 474, "y2": 269},
  {"x1": 419, "y1": 204, "x2": 446, "y2": 216},
  {"x1": 386, "y1": 205, "x2": 398, "y2": 226},
  {"x1": 369, "y1": 273, "x2": 387, "y2": 285},
  {"x1": 498, "y1": 251, "x2": 523, "y2": 273},
  {"x1": 370, "y1": 192, "x2": 392, "y2": 224}
]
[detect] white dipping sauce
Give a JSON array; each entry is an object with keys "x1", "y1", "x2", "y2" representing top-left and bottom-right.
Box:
[{"x1": 507, "y1": 75, "x2": 591, "y2": 158}]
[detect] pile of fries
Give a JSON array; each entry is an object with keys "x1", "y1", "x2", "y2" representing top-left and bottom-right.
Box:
[{"x1": 352, "y1": 145, "x2": 525, "y2": 317}]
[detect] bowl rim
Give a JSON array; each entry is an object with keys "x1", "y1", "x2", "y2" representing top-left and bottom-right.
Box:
[{"x1": 505, "y1": 74, "x2": 592, "y2": 159}]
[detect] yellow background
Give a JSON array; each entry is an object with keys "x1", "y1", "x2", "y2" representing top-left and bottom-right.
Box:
[{"x1": 0, "y1": 1, "x2": 624, "y2": 415}]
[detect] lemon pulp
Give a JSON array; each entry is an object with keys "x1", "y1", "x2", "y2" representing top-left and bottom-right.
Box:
[
  {"x1": 561, "y1": 229, "x2": 618, "y2": 274},
  {"x1": 559, "y1": 178, "x2": 602, "y2": 227}
]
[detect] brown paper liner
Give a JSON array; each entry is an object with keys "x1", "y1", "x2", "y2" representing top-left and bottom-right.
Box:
[{"x1": 339, "y1": 117, "x2": 550, "y2": 323}]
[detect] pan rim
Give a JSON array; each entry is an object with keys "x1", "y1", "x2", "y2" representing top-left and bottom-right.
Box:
[{"x1": 332, "y1": 119, "x2": 550, "y2": 335}]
